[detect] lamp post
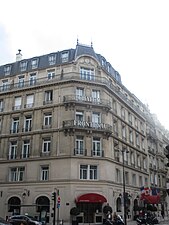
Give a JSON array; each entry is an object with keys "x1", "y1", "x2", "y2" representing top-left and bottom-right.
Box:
[{"x1": 122, "y1": 149, "x2": 128, "y2": 225}]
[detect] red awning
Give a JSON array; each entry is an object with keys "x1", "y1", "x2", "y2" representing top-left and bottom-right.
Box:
[
  {"x1": 76, "y1": 193, "x2": 107, "y2": 203},
  {"x1": 141, "y1": 195, "x2": 160, "y2": 204}
]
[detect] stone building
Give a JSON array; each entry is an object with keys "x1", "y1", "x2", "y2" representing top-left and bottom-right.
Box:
[{"x1": 0, "y1": 41, "x2": 168, "y2": 224}]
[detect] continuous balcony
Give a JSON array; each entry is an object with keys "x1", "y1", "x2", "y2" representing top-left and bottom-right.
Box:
[
  {"x1": 63, "y1": 119, "x2": 112, "y2": 138},
  {"x1": 63, "y1": 95, "x2": 111, "y2": 112}
]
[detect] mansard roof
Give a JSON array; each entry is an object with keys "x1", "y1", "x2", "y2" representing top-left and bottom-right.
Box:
[{"x1": 0, "y1": 43, "x2": 122, "y2": 83}]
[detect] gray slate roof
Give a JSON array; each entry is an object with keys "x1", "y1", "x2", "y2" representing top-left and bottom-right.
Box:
[{"x1": 0, "y1": 43, "x2": 122, "y2": 83}]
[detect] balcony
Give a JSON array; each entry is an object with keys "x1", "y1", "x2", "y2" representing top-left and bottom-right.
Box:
[
  {"x1": 63, "y1": 95, "x2": 111, "y2": 112},
  {"x1": 91, "y1": 149, "x2": 104, "y2": 157},
  {"x1": 74, "y1": 148, "x2": 87, "y2": 156},
  {"x1": 63, "y1": 120, "x2": 112, "y2": 138}
]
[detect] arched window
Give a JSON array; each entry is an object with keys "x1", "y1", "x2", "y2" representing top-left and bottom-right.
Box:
[
  {"x1": 116, "y1": 197, "x2": 121, "y2": 212},
  {"x1": 8, "y1": 196, "x2": 21, "y2": 214}
]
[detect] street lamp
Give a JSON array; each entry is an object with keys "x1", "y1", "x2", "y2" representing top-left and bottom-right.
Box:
[{"x1": 121, "y1": 149, "x2": 129, "y2": 225}]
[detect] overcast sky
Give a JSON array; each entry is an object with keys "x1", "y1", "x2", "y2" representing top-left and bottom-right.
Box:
[{"x1": 0, "y1": 0, "x2": 169, "y2": 130}]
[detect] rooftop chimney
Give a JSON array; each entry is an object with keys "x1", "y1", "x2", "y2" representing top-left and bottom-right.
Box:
[{"x1": 16, "y1": 49, "x2": 22, "y2": 61}]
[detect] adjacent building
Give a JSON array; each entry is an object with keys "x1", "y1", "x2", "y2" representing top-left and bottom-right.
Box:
[{"x1": 0, "y1": 41, "x2": 168, "y2": 224}]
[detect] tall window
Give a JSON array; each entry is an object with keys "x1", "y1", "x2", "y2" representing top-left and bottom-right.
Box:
[
  {"x1": 113, "y1": 119, "x2": 118, "y2": 136},
  {"x1": 47, "y1": 70, "x2": 55, "y2": 79},
  {"x1": 25, "y1": 94, "x2": 34, "y2": 108},
  {"x1": 112, "y1": 100, "x2": 117, "y2": 113},
  {"x1": 48, "y1": 55, "x2": 56, "y2": 65},
  {"x1": 92, "y1": 137, "x2": 101, "y2": 156},
  {"x1": 18, "y1": 75, "x2": 25, "y2": 87},
  {"x1": 40, "y1": 165, "x2": 49, "y2": 181},
  {"x1": 9, "y1": 141, "x2": 17, "y2": 159},
  {"x1": 0, "y1": 99, "x2": 4, "y2": 112},
  {"x1": 31, "y1": 59, "x2": 38, "y2": 69},
  {"x1": 92, "y1": 112, "x2": 101, "y2": 128},
  {"x1": 42, "y1": 138, "x2": 51, "y2": 153},
  {"x1": 9, "y1": 167, "x2": 25, "y2": 181},
  {"x1": 92, "y1": 90, "x2": 100, "y2": 103},
  {"x1": 61, "y1": 52, "x2": 69, "y2": 63},
  {"x1": 125, "y1": 171, "x2": 129, "y2": 184},
  {"x1": 11, "y1": 117, "x2": 19, "y2": 133},
  {"x1": 44, "y1": 113, "x2": 52, "y2": 127},
  {"x1": 44, "y1": 90, "x2": 53, "y2": 104},
  {"x1": 4, "y1": 66, "x2": 11, "y2": 76},
  {"x1": 22, "y1": 140, "x2": 30, "y2": 158},
  {"x1": 121, "y1": 107, "x2": 125, "y2": 120},
  {"x1": 80, "y1": 67, "x2": 94, "y2": 80},
  {"x1": 80, "y1": 165, "x2": 97, "y2": 180},
  {"x1": 75, "y1": 136, "x2": 84, "y2": 155},
  {"x1": 20, "y1": 61, "x2": 27, "y2": 72},
  {"x1": 2, "y1": 79, "x2": 9, "y2": 91},
  {"x1": 132, "y1": 174, "x2": 136, "y2": 186},
  {"x1": 136, "y1": 133, "x2": 140, "y2": 146},
  {"x1": 14, "y1": 96, "x2": 21, "y2": 110},
  {"x1": 76, "y1": 111, "x2": 84, "y2": 121},
  {"x1": 116, "y1": 168, "x2": 121, "y2": 183},
  {"x1": 139, "y1": 176, "x2": 142, "y2": 187},
  {"x1": 131, "y1": 151, "x2": 135, "y2": 165},
  {"x1": 128, "y1": 112, "x2": 132, "y2": 125},
  {"x1": 76, "y1": 88, "x2": 84, "y2": 100},
  {"x1": 129, "y1": 129, "x2": 133, "y2": 143},
  {"x1": 29, "y1": 73, "x2": 36, "y2": 85},
  {"x1": 122, "y1": 124, "x2": 126, "y2": 140},
  {"x1": 24, "y1": 115, "x2": 32, "y2": 132}
]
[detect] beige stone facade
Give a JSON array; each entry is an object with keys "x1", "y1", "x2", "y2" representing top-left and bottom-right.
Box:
[{"x1": 0, "y1": 43, "x2": 168, "y2": 224}]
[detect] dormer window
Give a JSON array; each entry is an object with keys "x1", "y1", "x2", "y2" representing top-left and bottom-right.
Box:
[
  {"x1": 4, "y1": 65, "x2": 11, "y2": 76},
  {"x1": 31, "y1": 59, "x2": 38, "y2": 69},
  {"x1": 20, "y1": 61, "x2": 27, "y2": 72},
  {"x1": 61, "y1": 52, "x2": 69, "y2": 63},
  {"x1": 48, "y1": 55, "x2": 56, "y2": 65}
]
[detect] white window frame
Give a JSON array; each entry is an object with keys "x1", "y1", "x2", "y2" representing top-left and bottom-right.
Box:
[
  {"x1": 42, "y1": 138, "x2": 51, "y2": 153},
  {"x1": 75, "y1": 136, "x2": 84, "y2": 155},
  {"x1": 22, "y1": 140, "x2": 30, "y2": 158},
  {"x1": 44, "y1": 113, "x2": 52, "y2": 126},
  {"x1": 29, "y1": 73, "x2": 36, "y2": 85},
  {"x1": 40, "y1": 165, "x2": 49, "y2": 181},
  {"x1": 45, "y1": 90, "x2": 53, "y2": 103},
  {"x1": 9, "y1": 167, "x2": 25, "y2": 181},
  {"x1": 92, "y1": 137, "x2": 101, "y2": 156},
  {"x1": 11, "y1": 118, "x2": 19, "y2": 133},
  {"x1": 14, "y1": 96, "x2": 21, "y2": 110},
  {"x1": 9, "y1": 141, "x2": 17, "y2": 159},
  {"x1": 92, "y1": 90, "x2": 100, "y2": 103},
  {"x1": 26, "y1": 94, "x2": 34, "y2": 108},
  {"x1": 24, "y1": 115, "x2": 32, "y2": 132},
  {"x1": 80, "y1": 67, "x2": 95, "y2": 81},
  {"x1": 80, "y1": 164, "x2": 98, "y2": 180}
]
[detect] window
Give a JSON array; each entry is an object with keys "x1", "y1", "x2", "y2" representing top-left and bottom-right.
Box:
[
  {"x1": 92, "y1": 90, "x2": 100, "y2": 103},
  {"x1": 22, "y1": 140, "x2": 30, "y2": 158},
  {"x1": 143, "y1": 157, "x2": 147, "y2": 170},
  {"x1": 113, "y1": 118, "x2": 118, "y2": 136},
  {"x1": 129, "y1": 130, "x2": 133, "y2": 143},
  {"x1": 61, "y1": 52, "x2": 69, "y2": 63},
  {"x1": 128, "y1": 112, "x2": 132, "y2": 125},
  {"x1": 92, "y1": 137, "x2": 101, "y2": 156},
  {"x1": 44, "y1": 113, "x2": 52, "y2": 127},
  {"x1": 31, "y1": 59, "x2": 38, "y2": 69},
  {"x1": 92, "y1": 112, "x2": 101, "y2": 128},
  {"x1": 131, "y1": 151, "x2": 135, "y2": 165},
  {"x1": 141, "y1": 138, "x2": 145, "y2": 150},
  {"x1": 44, "y1": 90, "x2": 53, "y2": 104},
  {"x1": 136, "y1": 133, "x2": 140, "y2": 146},
  {"x1": 125, "y1": 171, "x2": 129, "y2": 184},
  {"x1": 135, "y1": 117, "x2": 138, "y2": 129},
  {"x1": 2, "y1": 79, "x2": 9, "y2": 91},
  {"x1": 122, "y1": 124, "x2": 126, "y2": 140},
  {"x1": 48, "y1": 55, "x2": 56, "y2": 65},
  {"x1": 9, "y1": 141, "x2": 17, "y2": 159},
  {"x1": 0, "y1": 99, "x2": 4, "y2": 112},
  {"x1": 113, "y1": 100, "x2": 117, "y2": 113},
  {"x1": 20, "y1": 61, "x2": 27, "y2": 72},
  {"x1": 137, "y1": 155, "x2": 141, "y2": 168},
  {"x1": 25, "y1": 94, "x2": 34, "y2": 108},
  {"x1": 47, "y1": 70, "x2": 55, "y2": 80},
  {"x1": 4, "y1": 65, "x2": 11, "y2": 75},
  {"x1": 29, "y1": 73, "x2": 36, "y2": 85},
  {"x1": 11, "y1": 117, "x2": 19, "y2": 133},
  {"x1": 80, "y1": 165, "x2": 98, "y2": 180},
  {"x1": 42, "y1": 138, "x2": 51, "y2": 153},
  {"x1": 80, "y1": 67, "x2": 94, "y2": 80},
  {"x1": 116, "y1": 168, "x2": 121, "y2": 183},
  {"x1": 40, "y1": 165, "x2": 49, "y2": 181},
  {"x1": 75, "y1": 136, "x2": 84, "y2": 155},
  {"x1": 14, "y1": 96, "x2": 21, "y2": 110},
  {"x1": 132, "y1": 174, "x2": 136, "y2": 186},
  {"x1": 9, "y1": 167, "x2": 25, "y2": 181},
  {"x1": 139, "y1": 176, "x2": 142, "y2": 187},
  {"x1": 76, "y1": 88, "x2": 84, "y2": 100},
  {"x1": 76, "y1": 111, "x2": 84, "y2": 121},
  {"x1": 121, "y1": 107, "x2": 125, "y2": 120},
  {"x1": 18, "y1": 75, "x2": 25, "y2": 87},
  {"x1": 24, "y1": 115, "x2": 32, "y2": 132}
]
